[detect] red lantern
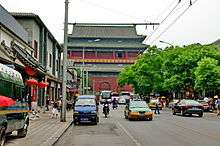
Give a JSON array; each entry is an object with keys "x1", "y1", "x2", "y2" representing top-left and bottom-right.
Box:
[
  {"x1": 26, "y1": 79, "x2": 38, "y2": 86},
  {"x1": 24, "y1": 66, "x2": 37, "y2": 76},
  {"x1": 38, "y1": 82, "x2": 49, "y2": 88}
]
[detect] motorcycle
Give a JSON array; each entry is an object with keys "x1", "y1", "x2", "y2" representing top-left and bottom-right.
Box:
[{"x1": 103, "y1": 103, "x2": 110, "y2": 118}]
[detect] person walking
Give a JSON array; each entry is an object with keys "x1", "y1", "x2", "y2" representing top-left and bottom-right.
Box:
[
  {"x1": 154, "y1": 100, "x2": 160, "y2": 114},
  {"x1": 216, "y1": 97, "x2": 220, "y2": 116},
  {"x1": 51, "y1": 101, "x2": 59, "y2": 118}
]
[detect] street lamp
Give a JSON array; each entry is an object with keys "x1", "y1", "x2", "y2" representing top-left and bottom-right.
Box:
[{"x1": 159, "y1": 40, "x2": 174, "y2": 47}]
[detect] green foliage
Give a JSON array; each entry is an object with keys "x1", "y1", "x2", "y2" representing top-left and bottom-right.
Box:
[
  {"x1": 118, "y1": 43, "x2": 220, "y2": 96},
  {"x1": 194, "y1": 57, "x2": 220, "y2": 91}
]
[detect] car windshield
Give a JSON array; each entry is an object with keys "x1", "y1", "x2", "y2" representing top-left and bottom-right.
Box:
[
  {"x1": 130, "y1": 101, "x2": 147, "y2": 108},
  {"x1": 184, "y1": 100, "x2": 200, "y2": 105},
  {"x1": 101, "y1": 91, "x2": 111, "y2": 98},
  {"x1": 197, "y1": 100, "x2": 207, "y2": 104},
  {"x1": 75, "y1": 99, "x2": 95, "y2": 106}
]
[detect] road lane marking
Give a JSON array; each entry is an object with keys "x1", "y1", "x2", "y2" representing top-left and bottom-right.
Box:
[{"x1": 116, "y1": 121, "x2": 142, "y2": 146}]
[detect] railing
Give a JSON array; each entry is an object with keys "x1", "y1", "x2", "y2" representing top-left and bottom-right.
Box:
[{"x1": 70, "y1": 58, "x2": 135, "y2": 63}]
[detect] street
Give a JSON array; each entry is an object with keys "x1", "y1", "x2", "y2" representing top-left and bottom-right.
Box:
[{"x1": 54, "y1": 105, "x2": 220, "y2": 146}]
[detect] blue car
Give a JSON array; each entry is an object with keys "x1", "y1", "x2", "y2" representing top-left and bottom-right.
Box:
[{"x1": 73, "y1": 98, "x2": 99, "y2": 125}]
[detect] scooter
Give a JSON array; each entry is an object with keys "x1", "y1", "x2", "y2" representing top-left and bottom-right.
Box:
[{"x1": 103, "y1": 104, "x2": 110, "y2": 118}]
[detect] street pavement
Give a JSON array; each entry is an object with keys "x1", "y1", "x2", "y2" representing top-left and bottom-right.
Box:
[
  {"x1": 5, "y1": 110, "x2": 73, "y2": 146},
  {"x1": 54, "y1": 105, "x2": 220, "y2": 146}
]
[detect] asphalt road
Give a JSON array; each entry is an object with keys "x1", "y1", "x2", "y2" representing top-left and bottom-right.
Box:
[{"x1": 54, "y1": 105, "x2": 220, "y2": 146}]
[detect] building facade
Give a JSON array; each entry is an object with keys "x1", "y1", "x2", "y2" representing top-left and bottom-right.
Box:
[
  {"x1": 67, "y1": 23, "x2": 147, "y2": 94},
  {"x1": 12, "y1": 13, "x2": 63, "y2": 103},
  {"x1": 0, "y1": 4, "x2": 47, "y2": 105}
]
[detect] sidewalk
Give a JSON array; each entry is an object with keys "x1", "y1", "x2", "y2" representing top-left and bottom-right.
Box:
[{"x1": 6, "y1": 109, "x2": 73, "y2": 146}]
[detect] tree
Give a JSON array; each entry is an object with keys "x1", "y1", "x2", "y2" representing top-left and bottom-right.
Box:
[{"x1": 194, "y1": 57, "x2": 220, "y2": 95}]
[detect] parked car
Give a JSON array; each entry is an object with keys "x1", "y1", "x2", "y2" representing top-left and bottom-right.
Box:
[
  {"x1": 73, "y1": 98, "x2": 99, "y2": 125},
  {"x1": 172, "y1": 99, "x2": 203, "y2": 117},
  {"x1": 0, "y1": 63, "x2": 29, "y2": 146},
  {"x1": 124, "y1": 100, "x2": 153, "y2": 121},
  {"x1": 197, "y1": 100, "x2": 210, "y2": 112},
  {"x1": 148, "y1": 99, "x2": 162, "y2": 110}
]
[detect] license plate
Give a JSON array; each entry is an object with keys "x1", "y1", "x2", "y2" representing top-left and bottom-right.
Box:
[
  {"x1": 140, "y1": 113, "x2": 145, "y2": 116},
  {"x1": 192, "y1": 107, "x2": 198, "y2": 109},
  {"x1": 80, "y1": 118, "x2": 88, "y2": 121}
]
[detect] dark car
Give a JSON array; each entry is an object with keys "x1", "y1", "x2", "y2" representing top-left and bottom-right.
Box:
[
  {"x1": 73, "y1": 98, "x2": 99, "y2": 125},
  {"x1": 172, "y1": 99, "x2": 203, "y2": 117}
]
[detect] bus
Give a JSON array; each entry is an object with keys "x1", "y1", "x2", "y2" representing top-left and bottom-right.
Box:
[{"x1": 0, "y1": 63, "x2": 29, "y2": 146}]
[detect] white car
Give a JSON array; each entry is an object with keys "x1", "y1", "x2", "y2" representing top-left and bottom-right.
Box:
[{"x1": 118, "y1": 95, "x2": 130, "y2": 104}]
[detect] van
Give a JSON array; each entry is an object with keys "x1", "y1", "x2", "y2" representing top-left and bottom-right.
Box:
[
  {"x1": 0, "y1": 63, "x2": 29, "y2": 146},
  {"x1": 73, "y1": 98, "x2": 99, "y2": 125},
  {"x1": 100, "y1": 90, "x2": 112, "y2": 104}
]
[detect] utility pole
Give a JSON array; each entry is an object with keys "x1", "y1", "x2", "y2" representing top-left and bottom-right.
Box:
[
  {"x1": 82, "y1": 47, "x2": 85, "y2": 95},
  {"x1": 61, "y1": 0, "x2": 69, "y2": 122}
]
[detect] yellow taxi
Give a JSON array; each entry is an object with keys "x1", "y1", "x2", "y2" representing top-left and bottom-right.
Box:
[
  {"x1": 148, "y1": 99, "x2": 162, "y2": 110},
  {"x1": 124, "y1": 100, "x2": 153, "y2": 121}
]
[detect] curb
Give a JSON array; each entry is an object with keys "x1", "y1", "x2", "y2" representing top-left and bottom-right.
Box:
[{"x1": 50, "y1": 121, "x2": 73, "y2": 146}]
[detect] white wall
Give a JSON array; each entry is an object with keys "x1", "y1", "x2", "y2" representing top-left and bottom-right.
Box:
[{"x1": 47, "y1": 36, "x2": 53, "y2": 74}]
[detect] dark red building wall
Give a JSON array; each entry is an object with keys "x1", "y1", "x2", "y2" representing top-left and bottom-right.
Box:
[{"x1": 91, "y1": 76, "x2": 133, "y2": 93}]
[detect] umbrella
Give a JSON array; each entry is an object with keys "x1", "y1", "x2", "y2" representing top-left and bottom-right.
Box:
[
  {"x1": 26, "y1": 79, "x2": 38, "y2": 86},
  {"x1": 0, "y1": 95, "x2": 16, "y2": 107}
]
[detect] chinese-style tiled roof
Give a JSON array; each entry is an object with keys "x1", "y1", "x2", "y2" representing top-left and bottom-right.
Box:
[
  {"x1": 71, "y1": 23, "x2": 146, "y2": 39},
  {"x1": 0, "y1": 5, "x2": 28, "y2": 42}
]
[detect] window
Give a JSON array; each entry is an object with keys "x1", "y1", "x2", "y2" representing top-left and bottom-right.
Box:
[
  {"x1": 34, "y1": 40, "x2": 38, "y2": 58},
  {"x1": 116, "y1": 52, "x2": 124, "y2": 58},
  {"x1": 49, "y1": 54, "x2": 52, "y2": 67},
  {"x1": 56, "y1": 60, "x2": 59, "y2": 71}
]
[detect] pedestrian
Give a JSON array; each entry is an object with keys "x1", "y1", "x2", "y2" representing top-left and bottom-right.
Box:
[
  {"x1": 154, "y1": 99, "x2": 160, "y2": 114},
  {"x1": 51, "y1": 101, "x2": 59, "y2": 118},
  {"x1": 46, "y1": 96, "x2": 50, "y2": 111},
  {"x1": 216, "y1": 97, "x2": 220, "y2": 116}
]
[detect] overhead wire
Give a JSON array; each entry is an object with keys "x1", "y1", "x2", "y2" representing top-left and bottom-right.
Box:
[
  {"x1": 144, "y1": 0, "x2": 182, "y2": 43},
  {"x1": 79, "y1": 0, "x2": 148, "y2": 22},
  {"x1": 149, "y1": 0, "x2": 199, "y2": 45},
  {"x1": 153, "y1": 0, "x2": 179, "y2": 22}
]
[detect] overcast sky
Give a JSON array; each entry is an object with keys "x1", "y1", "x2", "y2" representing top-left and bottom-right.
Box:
[{"x1": 1, "y1": 0, "x2": 220, "y2": 47}]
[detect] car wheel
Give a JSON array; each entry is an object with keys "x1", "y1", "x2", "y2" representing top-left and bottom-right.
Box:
[
  {"x1": 17, "y1": 123, "x2": 28, "y2": 138},
  {"x1": 181, "y1": 110, "x2": 185, "y2": 116},
  {"x1": 0, "y1": 127, "x2": 6, "y2": 146},
  {"x1": 148, "y1": 117, "x2": 153, "y2": 121},
  {"x1": 199, "y1": 113, "x2": 203, "y2": 117}
]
